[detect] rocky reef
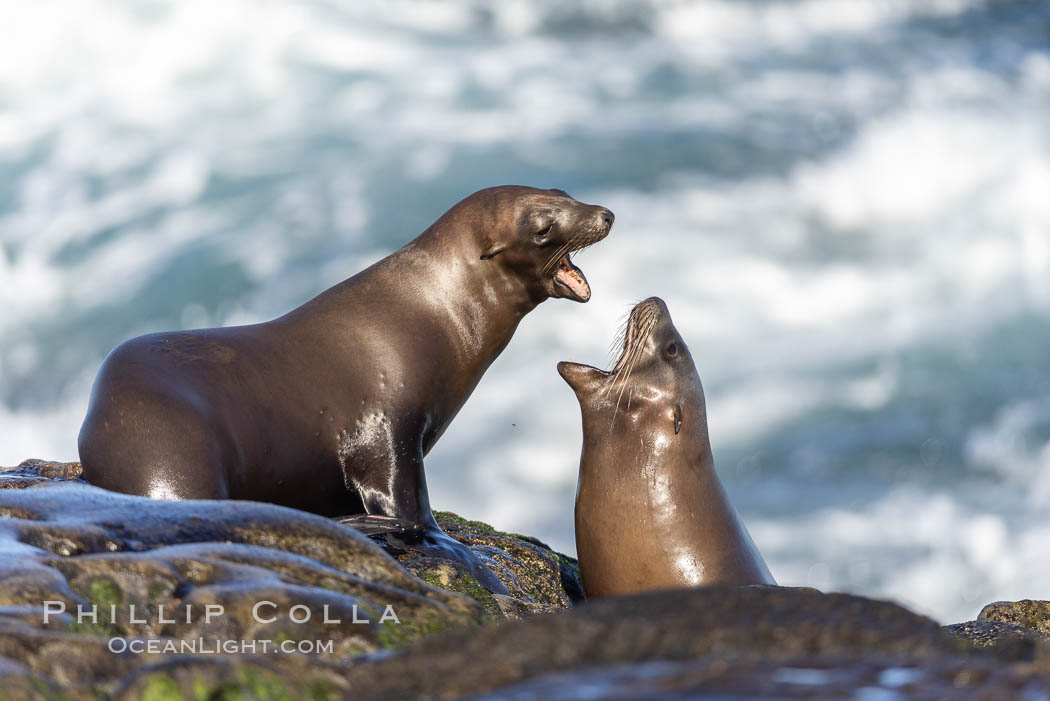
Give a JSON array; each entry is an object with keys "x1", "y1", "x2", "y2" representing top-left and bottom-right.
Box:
[
  {"x1": 0, "y1": 460, "x2": 584, "y2": 697},
  {"x1": 2, "y1": 459, "x2": 1050, "y2": 699}
]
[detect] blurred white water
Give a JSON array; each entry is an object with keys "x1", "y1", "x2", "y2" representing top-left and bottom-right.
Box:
[{"x1": 2, "y1": 0, "x2": 1049, "y2": 623}]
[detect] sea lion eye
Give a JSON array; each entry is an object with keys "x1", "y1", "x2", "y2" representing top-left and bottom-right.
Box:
[
  {"x1": 665, "y1": 342, "x2": 678, "y2": 357},
  {"x1": 534, "y1": 224, "x2": 553, "y2": 243}
]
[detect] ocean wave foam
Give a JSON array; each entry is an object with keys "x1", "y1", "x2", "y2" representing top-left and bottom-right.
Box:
[{"x1": 2, "y1": 0, "x2": 1048, "y2": 624}]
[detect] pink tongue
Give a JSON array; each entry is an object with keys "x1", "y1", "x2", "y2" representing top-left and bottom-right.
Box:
[{"x1": 556, "y1": 267, "x2": 590, "y2": 299}]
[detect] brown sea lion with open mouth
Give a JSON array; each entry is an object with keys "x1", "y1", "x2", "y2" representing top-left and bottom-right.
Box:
[
  {"x1": 79, "y1": 185, "x2": 613, "y2": 588},
  {"x1": 559, "y1": 297, "x2": 774, "y2": 597}
]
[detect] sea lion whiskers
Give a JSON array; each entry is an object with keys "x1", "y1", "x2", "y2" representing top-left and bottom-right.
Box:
[
  {"x1": 607, "y1": 327, "x2": 628, "y2": 372},
  {"x1": 607, "y1": 303, "x2": 637, "y2": 368},
  {"x1": 541, "y1": 232, "x2": 585, "y2": 274},
  {"x1": 612, "y1": 302, "x2": 658, "y2": 373},
  {"x1": 606, "y1": 305, "x2": 659, "y2": 421},
  {"x1": 604, "y1": 307, "x2": 649, "y2": 398},
  {"x1": 604, "y1": 329, "x2": 633, "y2": 399},
  {"x1": 542, "y1": 227, "x2": 590, "y2": 273},
  {"x1": 541, "y1": 225, "x2": 607, "y2": 275},
  {"x1": 541, "y1": 238, "x2": 577, "y2": 274},
  {"x1": 612, "y1": 315, "x2": 654, "y2": 408}
]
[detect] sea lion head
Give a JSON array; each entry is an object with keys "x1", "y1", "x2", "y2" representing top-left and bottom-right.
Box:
[
  {"x1": 558, "y1": 297, "x2": 704, "y2": 438},
  {"x1": 470, "y1": 185, "x2": 614, "y2": 303}
]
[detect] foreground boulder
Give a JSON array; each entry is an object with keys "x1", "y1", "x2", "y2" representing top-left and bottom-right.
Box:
[
  {"x1": 0, "y1": 478, "x2": 487, "y2": 696},
  {"x1": 945, "y1": 599, "x2": 1050, "y2": 657},
  {"x1": 349, "y1": 586, "x2": 1050, "y2": 700},
  {"x1": 345, "y1": 586, "x2": 950, "y2": 699}
]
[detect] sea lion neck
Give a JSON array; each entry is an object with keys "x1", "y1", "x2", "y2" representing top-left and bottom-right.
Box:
[{"x1": 277, "y1": 217, "x2": 539, "y2": 381}]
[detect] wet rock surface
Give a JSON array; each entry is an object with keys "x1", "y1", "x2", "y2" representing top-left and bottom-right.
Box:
[
  {"x1": 0, "y1": 461, "x2": 584, "y2": 697},
  {"x1": 0, "y1": 474, "x2": 488, "y2": 697},
  {"x1": 0, "y1": 458, "x2": 86, "y2": 488},
  {"x1": 0, "y1": 461, "x2": 585, "y2": 614},
  {"x1": 3, "y1": 461, "x2": 1050, "y2": 699}
]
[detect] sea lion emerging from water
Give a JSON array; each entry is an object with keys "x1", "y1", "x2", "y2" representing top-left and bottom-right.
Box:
[
  {"x1": 80, "y1": 185, "x2": 613, "y2": 582},
  {"x1": 558, "y1": 297, "x2": 774, "y2": 597}
]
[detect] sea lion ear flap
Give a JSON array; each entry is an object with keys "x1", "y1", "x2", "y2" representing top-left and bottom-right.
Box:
[
  {"x1": 673, "y1": 404, "x2": 683, "y2": 435},
  {"x1": 557, "y1": 362, "x2": 604, "y2": 397},
  {"x1": 480, "y1": 235, "x2": 507, "y2": 260}
]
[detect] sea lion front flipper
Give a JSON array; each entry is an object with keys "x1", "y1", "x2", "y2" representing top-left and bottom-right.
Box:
[
  {"x1": 336, "y1": 514, "x2": 424, "y2": 538},
  {"x1": 388, "y1": 525, "x2": 511, "y2": 597}
]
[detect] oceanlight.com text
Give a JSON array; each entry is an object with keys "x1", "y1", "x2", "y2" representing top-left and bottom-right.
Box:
[{"x1": 107, "y1": 637, "x2": 336, "y2": 655}]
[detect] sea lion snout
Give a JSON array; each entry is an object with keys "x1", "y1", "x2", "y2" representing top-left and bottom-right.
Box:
[
  {"x1": 589, "y1": 207, "x2": 615, "y2": 237},
  {"x1": 557, "y1": 361, "x2": 606, "y2": 396},
  {"x1": 583, "y1": 206, "x2": 615, "y2": 244},
  {"x1": 632, "y1": 296, "x2": 669, "y2": 322}
]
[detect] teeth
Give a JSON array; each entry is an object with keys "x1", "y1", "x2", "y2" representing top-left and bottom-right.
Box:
[{"x1": 555, "y1": 262, "x2": 590, "y2": 299}]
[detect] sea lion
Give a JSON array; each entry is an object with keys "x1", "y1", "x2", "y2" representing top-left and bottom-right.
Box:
[
  {"x1": 558, "y1": 297, "x2": 774, "y2": 597},
  {"x1": 79, "y1": 185, "x2": 614, "y2": 583}
]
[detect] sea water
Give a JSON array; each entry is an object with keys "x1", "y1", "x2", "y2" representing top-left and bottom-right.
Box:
[{"x1": 1, "y1": 0, "x2": 1049, "y2": 624}]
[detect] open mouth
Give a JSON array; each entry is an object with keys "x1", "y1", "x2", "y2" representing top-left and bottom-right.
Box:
[
  {"x1": 549, "y1": 225, "x2": 610, "y2": 303},
  {"x1": 554, "y1": 253, "x2": 591, "y2": 302}
]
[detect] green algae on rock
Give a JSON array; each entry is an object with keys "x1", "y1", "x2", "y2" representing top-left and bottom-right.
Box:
[
  {"x1": 111, "y1": 658, "x2": 346, "y2": 701},
  {"x1": 370, "y1": 511, "x2": 583, "y2": 618},
  {"x1": 979, "y1": 600, "x2": 1050, "y2": 635}
]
